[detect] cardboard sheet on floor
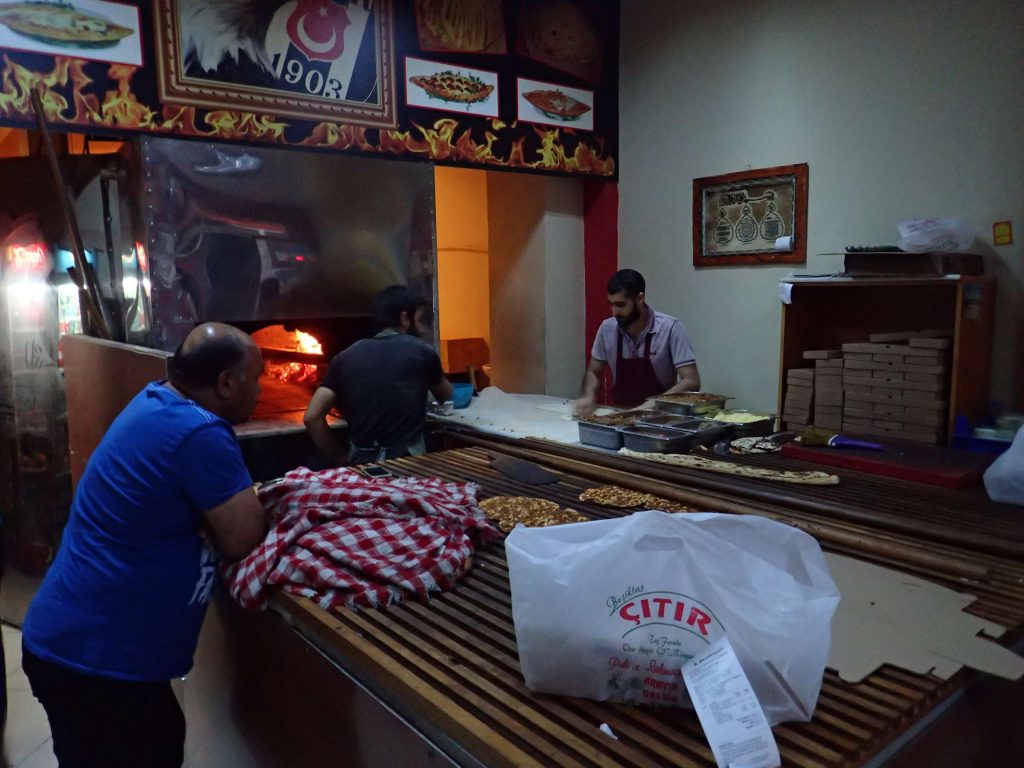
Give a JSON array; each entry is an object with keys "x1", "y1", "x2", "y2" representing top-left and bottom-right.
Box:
[{"x1": 825, "y1": 553, "x2": 1024, "y2": 683}]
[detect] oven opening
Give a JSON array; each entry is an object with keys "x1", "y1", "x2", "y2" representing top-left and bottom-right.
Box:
[{"x1": 249, "y1": 324, "x2": 328, "y2": 421}]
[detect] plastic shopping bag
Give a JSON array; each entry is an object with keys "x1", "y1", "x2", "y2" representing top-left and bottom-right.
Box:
[
  {"x1": 505, "y1": 510, "x2": 841, "y2": 725},
  {"x1": 897, "y1": 218, "x2": 975, "y2": 253},
  {"x1": 983, "y1": 427, "x2": 1024, "y2": 505}
]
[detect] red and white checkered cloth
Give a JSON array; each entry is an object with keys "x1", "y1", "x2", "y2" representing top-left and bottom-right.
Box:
[{"x1": 223, "y1": 467, "x2": 499, "y2": 611}]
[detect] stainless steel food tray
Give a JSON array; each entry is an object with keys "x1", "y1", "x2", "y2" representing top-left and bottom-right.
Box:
[
  {"x1": 726, "y1": 416, "x2": 778, "y2": 437},
  {"x1": 653, "y1": 395, "x2": 728, "y2": 415},
  {"x1": 619, "y1": 422, "x2": 733, "y2": 453},
  {"x1": 577, "y1": 421, "x2": 624, "y2": 450}
]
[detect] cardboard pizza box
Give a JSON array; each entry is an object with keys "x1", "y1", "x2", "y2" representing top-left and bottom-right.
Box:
[
  {"x1": 868, "y1": 328, "x2": 953, "y2": 342},
  {"x1": 872, "y1": 370, "x2": 905, "y2": 382},
  {"x1": 803, "y1": 349, "x2": 843, "y2": 359},
  {"x1": 909, "y1": 337, "x2": 952, "y2": 350}
]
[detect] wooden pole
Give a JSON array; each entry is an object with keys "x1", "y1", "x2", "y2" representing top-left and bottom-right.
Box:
[{"x1": 30, "y1": 89, "x2": 111, "y2": 340}]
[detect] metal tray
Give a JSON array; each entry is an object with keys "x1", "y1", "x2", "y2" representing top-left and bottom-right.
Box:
[
  {"x1": 620, "y1": 422, "x2": 733, "y2": 453},
  {"x1": 578, "y1": 420, "x2": 624, "y2": 450},
  {"x1": 653, "y1": 395, "x2": 728, "y2": 415},
  {"x1": 583, "y1": 409, "x2": 661, "y2": 428},
  {"x1": 706, "y1": 411, "x2": 777, "y2": 437},
  {"x1": 634, "y1": 413, "x2": 693, "y2": 429},
  {"x1": 620, "y1": 426, "x2": 698, "y2": 452},
  {"x1": 730, "y1": 417, "x2": 778, "y2": 437}
]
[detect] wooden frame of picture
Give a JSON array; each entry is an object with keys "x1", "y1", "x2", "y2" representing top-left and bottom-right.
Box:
[
  {"x1": 692, "y1": 163, "x2": 808, "y2": 267},
  {"x1": 153, "y1": 0, "x2": 398, "y2": 128}
]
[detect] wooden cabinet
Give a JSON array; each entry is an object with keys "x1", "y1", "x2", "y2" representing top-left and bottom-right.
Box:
[{"x1": 778, "y1": 276, "x2": 995, "y2": 443}]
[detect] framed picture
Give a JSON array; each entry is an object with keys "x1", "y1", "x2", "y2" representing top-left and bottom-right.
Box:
[
  {"x1": 692, "y1": 163, "x2": 808, "y2": 267},
  {"x1": 153, "y1": 0, "x2": 397, "y2": 128},
  {"x1": 516, "y1": 77, "x2": 594, "y2": 132},
  {"x1": 413, "y1": 0, "x2": 507, "y2": 55},
  {"x1": 0, "y1": 0, "x2": 143, "y2": 66},
  {"x1": 405, "y1": 56, "x2": 499, "y2": 118}
]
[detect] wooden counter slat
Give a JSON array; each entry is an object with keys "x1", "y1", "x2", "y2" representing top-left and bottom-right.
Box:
[
  {"x1": 471, "y1": 435, "x2": 1024, "y2": 560},
  {"x1": 269, "y1": 447, "x2": 1023, "y2": 767},
  {"x1": 348, "y1": 607, "x2": 658, "y2": 768},
  {"x1": 277, "y1": 593, "x2": 546, "y2": 768},
  {"x1": 389, "y1": 605, "x2": 689, "y2": 768}
]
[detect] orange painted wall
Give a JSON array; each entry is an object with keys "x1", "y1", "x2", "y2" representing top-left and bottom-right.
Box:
[
  {"x1": 0, "y1": 128, "x2": 29, "y2": 157},
  {"x1": 434, "y1": 166, "x2": 489, "y2": 344}
]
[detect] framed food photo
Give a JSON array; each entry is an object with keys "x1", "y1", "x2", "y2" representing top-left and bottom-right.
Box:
[
  {"x1": 0, "y1": 0, "x2": 143, "y2": 66},
  {"x1": 413, "y1": 0, "x2": 507, "y2": 54},
  {"x1": 516, "y1": 77, "x2": 593, "y2": 132},
  {"x1": 692, "y1": 163, "x2": 808, "y2": 267},
  {"x1": 405, "y1": 56, "x2": 498, "y2": 118},
  {"x1": 153, "y1": 0, "x2": 398, "y2": 128}
]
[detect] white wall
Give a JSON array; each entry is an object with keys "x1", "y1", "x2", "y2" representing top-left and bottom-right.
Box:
[
  {"x1": 487, "y1": 172, "x2": 584, "y2": 397},
  {"x1": 543, "y1": 177, "x2": 586, "y2": 398},
  {"x1": 619, "y1": 0, "x2": 1024, "y2": 413}
]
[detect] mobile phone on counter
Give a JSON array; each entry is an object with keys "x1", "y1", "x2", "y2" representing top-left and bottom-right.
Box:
[{"x1": 360, "y1": 464, "x2": 394, "y2": 479}]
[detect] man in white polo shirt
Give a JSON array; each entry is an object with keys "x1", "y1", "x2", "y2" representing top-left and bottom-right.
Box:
[{"x1": 574, "y1": 269, "x2": 700, "y2": 417}]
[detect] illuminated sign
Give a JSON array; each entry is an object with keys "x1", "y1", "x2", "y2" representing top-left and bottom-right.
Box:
[{"x1": 5, "y1": 244, "x2": 47, "y2": 274}]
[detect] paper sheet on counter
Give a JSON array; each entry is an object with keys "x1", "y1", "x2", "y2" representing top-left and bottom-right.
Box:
[
  {"x1": 826, "y1": 553, "x2": 1024, "y2": 683},
  {"x1": 430, "y1": 387, "x2": 586, "y2": 443}
]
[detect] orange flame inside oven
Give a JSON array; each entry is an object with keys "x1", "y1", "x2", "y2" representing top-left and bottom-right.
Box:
[
  {"x1": 262, "y1": 330, "x2": 323, "y2": 386},
  {"x1": 0, "y1": 57, "x2": 614, "y2": 176}
]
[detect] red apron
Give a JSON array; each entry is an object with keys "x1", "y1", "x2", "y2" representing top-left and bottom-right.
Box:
[{"x1": 612, "y1": 331, "x2": 663, "y2": 407}]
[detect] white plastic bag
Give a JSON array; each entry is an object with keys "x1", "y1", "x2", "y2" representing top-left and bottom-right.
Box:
[
  {"x1": 983, "y1": 427, "x2": 1024, "y2": 505},
  {"x1": 897, "y1": 218, "x2": 975, "y2": 252},
  {"x1": 505, "y1": 510, "x2": 841, "y2": 725}
]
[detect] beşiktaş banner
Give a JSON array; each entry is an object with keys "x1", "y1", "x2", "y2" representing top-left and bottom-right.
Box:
[{"x1": 0, "y1": 0, "x2": 618, "y2": 178}]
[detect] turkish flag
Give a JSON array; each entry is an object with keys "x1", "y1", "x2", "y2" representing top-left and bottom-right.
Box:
[{"x1": 286, "y1": 0, "x2": 351, "y2": 62}]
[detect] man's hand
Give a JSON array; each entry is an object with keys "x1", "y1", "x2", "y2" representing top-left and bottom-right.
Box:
[
  {"x1": 639, "y1": 399, "x2": 659, "y2": 412},
  {"x1": 572, "y1": 396, "x2": 597, "y2": 419},
  {"x1": 575, "y1": 358, "x2": 607, "y2": 418}
]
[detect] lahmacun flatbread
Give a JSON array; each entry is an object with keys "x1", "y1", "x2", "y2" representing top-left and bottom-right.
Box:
[
  {"x1": 479, "y1": 496, "x2": 587, "y2": 532},
  {"x1": 579, "y1": 485, "x2": 693, "y2": 513}
]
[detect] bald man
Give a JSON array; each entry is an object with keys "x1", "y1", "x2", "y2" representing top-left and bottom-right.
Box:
[{"x1": 22, "y1": 323, "x2": 267, "y2": 768}]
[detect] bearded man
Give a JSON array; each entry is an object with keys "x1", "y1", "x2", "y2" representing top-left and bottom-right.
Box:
[{"x1": 573, "y1": 269, "x2": 700, "y2": 417}]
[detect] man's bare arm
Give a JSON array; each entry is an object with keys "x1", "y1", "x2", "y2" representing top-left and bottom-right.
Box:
[
  {"x1": 573, "y1": 358, "x2": 607, "y2": 417},
  {"x1": 303, "y1": 387, "x2": 346, "y2": 464},
  {"x1": 203, "y1": 487, "x2": 266, "y2": 560},
  {"x1": 430, "y1": 375, "x2": 454, "y2": 404},
  {"x1": 661, "y1": 363, "x2": 701, "y2": 395}
]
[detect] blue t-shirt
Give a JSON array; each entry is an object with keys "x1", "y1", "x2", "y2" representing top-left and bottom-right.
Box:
[{"x1": 23, "y1": 382, "x2": 253, "y2": 681}]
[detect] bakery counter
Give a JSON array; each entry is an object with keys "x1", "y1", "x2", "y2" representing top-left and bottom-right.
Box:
[
  {"x1": 440, "y1": 432, "x2": 1024, "y2": 564},
  {"x1": 428, "y1": 387, "x2": 607, "y2": 445},
  {"x1": 184, "y1": 446, "x2": 1024, "y2": 767}
]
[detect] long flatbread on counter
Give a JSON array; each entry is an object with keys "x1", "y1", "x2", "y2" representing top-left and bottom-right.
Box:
[{"x1": 619, "y1": 448, "x2": 839, "y2": 486}]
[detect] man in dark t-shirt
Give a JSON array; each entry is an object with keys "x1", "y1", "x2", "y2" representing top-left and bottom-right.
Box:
[{"x1": 304, "y1": 286, "x2": 453, "y2": 465}]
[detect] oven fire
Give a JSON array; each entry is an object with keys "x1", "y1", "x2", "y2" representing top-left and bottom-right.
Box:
[{"x1": 251, "y1": 326, "x2": 324, "y2": 386}]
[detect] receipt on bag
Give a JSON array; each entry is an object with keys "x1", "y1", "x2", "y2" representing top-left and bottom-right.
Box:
[{"x1": 682, "y1": 636, "x2": 781, "y2": 768}]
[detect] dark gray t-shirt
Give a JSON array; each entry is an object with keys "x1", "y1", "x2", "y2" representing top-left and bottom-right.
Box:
[{"x1": 321, "y1": 333, "x2": 443, "y2": 450}]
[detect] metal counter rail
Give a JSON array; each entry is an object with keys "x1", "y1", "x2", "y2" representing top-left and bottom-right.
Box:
[{"x1": 267, "y1": 447, "x2": 1024, "y2": 768}]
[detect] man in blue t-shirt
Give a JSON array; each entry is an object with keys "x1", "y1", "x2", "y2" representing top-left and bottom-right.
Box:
[
  {"x1": 22, "y1": 322, "x2": 267, "y2": 767},
  {"x1": 304, "y1": 285, "x2": 452, "y2": 465}
]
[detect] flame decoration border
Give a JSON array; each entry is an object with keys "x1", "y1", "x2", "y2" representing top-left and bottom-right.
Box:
[{"x1": 0, "y1": 51, "x2": 615, "y2": 177}]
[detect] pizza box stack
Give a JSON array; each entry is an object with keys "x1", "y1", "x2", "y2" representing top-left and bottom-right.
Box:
[
  {"x1": 840, "y1": 329, "x2": 952, "y2": 445},
  {"x1": 783, "y1": 367, "x2": 814, "y2": 431},
  {"x1": 805, "y1": 349, "x2": 844, "y2": 430}
]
